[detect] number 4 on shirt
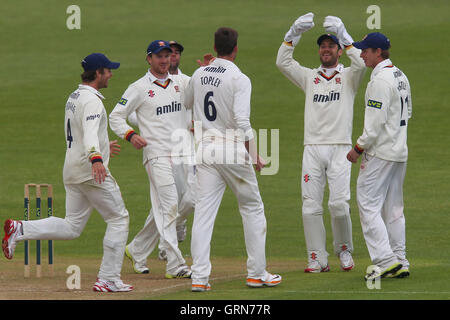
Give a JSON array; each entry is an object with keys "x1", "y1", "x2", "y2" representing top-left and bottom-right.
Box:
[{"x1": 67, "y1": 118, "x2": 73, "y2": 148}]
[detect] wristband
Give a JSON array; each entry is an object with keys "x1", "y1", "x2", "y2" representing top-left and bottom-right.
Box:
[
  {"x1": 90, "y1": 154, "x2": 103, "y2": 164},
  {"x1": 354, "y1": 144, "x2": 364, "y2": 155},
  {"x1": 125, "y1": 130, "x2": 136, "y2": 142}
]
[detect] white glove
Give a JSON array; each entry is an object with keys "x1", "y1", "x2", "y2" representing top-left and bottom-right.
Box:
[
  {"x1": 323, "y1": 16, "x2": 353, "y2": 47},
  {"x1": 284, "y1": 12, "x2": 315, "y2": 46}
]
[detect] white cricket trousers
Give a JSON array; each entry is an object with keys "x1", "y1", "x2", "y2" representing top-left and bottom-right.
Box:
[
  {"x1": 126, "y1": 156, "x2": 188, "y2": 274},
  {"x1": 301, "y1": 145, "x2": 353, "y2": 264},
  {"x1": 157, "y1": 163, "x2": 196, "y2": 250},
  {"x1": 18, "y1": 177, "x2": 129, "y2": 281},
  {"x1": 357, "y1": 154, "x2": 409, "y2": 269},
  {"x1": 191, "y1": 162, "x2": 267, "y2": 285}
]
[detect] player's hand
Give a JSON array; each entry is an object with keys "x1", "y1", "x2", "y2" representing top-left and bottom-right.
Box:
[
  {"x1": 109, "y1": 140, "x2": 121, "y2": 157},
  {"x1": 284, "y1": 12, "x2": 315, "y2": 46},
  {"x1": 323, "y1": 16, "x2": 353, "y2": 47},
  {"x1": 197, "y1": 53, "x2": 215, "y2": 67},
  {"x1": 92, "y1": 161, "x2": 107, "y2": 184},
  {"x1": 346, "y1": 148, "x2": 360, "y2": 163},
  {"x1": 255, "y1": 155, "x2": 266, "y2": 172},
  {"x1": 130, "y1": 134, "x2": 148, "y2": 150}
]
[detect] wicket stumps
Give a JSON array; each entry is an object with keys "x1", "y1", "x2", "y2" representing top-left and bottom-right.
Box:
[{"x1": 24, "y1": 183, "x2": 54, "y2": 278}]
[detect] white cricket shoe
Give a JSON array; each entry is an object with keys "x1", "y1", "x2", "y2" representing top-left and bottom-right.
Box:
[
  {"x1": 165, "y1": 264, "x2": 192, "y2": 279},
  {"x1": 304, "y1": 260, "x2": 330, "y2": 273},
  {"x1": 246, "y1": 272, "x2": 282, "y2": 288},
  {"x1": 339, "y1": 250, "x2": 355, "y2": 271},
  {"x1": 364, "y1": 262, "x2": 402, "y2": 281},
  {"x1": 125, "y1": 246, "x2": 149, "y2": 274},
  {"x1": 192, "y1": 283, "x2": 211, "y2": 292},
  {"x1": 2, "y1": 219, "x2": 22, "y2": 260},
  {"x1": 176, "y1": 221, "x2": 187, "y2": 242},
  {"x1": 93, "y1": 278, "x2": 134, "y2": 292},
  {"x1": 385, "y1": 267, "x2": 410, "y2": 278}
]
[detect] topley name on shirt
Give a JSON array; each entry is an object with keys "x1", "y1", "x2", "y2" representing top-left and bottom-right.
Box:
[
  {"x1": 156, "y1": 101, "x2": 182, "y2": 116},
  {"x1": 200, "y1": 76, "x2": 221, "y2": 87}
]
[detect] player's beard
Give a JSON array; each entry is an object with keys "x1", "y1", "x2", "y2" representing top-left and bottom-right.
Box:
[
  {"x1": 152, "y1": 64, "x2": 169, "y2": 77},
  {"x1": 320, "y1": 53, "x2": 339, "y2": 68},
  {"x1": 169, "y1": 60, "x2": 179, "y2": 74}
]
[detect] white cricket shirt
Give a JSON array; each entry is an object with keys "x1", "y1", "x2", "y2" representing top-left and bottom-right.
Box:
[
  {"x1": 109, "y1": 70, "x2": 193, "y2": 163},
  {"x1": 63, "y1": 84, "x2": 110, "y2": 184},
  {"x1": 276, "y1": 42, "x2": 366, "y2": 145},
  {"x1": 356, "y1": 59, "x2": 412, "y2": 162},
  {"x1": 183, "y1": 58, "x2": 254, "y2": 143}
]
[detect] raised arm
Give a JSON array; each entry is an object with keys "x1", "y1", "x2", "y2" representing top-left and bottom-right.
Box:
[
  {"x1": 276, "y1": 12, "x2": 315, "y2": 90},
  {"x1": 323, "y1": 15, "x2": 366, "y2": 92}
]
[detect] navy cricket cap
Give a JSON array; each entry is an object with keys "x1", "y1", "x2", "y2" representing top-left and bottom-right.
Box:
[
  {"x1": 317, "y1": 34, "x2": 341, "y2": 49},
  {"x1": 353, "y1": 32, "x2": 391, "y2": 50},
  {"x1": 81, "y1": 53, "x2": 120, "y2": 71},
  {"x1": 147, "y1": 40, "x2": 172, "y2": 55},
  {"x1": 169, "y1": 40, "x2": 184, "y2": 52}
]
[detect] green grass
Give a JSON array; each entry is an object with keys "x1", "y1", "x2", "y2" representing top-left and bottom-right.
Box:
[
  {"x1": 157, "y1": 259, "x2": 450, "y2": 300},
  {"x1": 0, "y1": 0, "x2": 449, "y2": 300}
]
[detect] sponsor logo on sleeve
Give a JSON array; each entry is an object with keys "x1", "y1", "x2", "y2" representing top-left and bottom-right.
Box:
[
  {"x1": 367, "y1": 99, "x2": 382, "y2": 109},
  {"x1": 118, "y1": 98, "x2": 128, "y2": 106}
]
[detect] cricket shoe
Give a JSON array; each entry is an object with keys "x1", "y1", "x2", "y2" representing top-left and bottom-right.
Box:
[
  {"x1": 165, "y1": 264, "x2": 192, "y2": 279},
  {"x1": 93, "y1": 278, "x2": 134, "y2": 292},
  {"x1": 192, "y1": 283, "x2": 211, "y2": 292},
  {"x1": 339, "y1": 250, "x2": 355, "y2": 271},
  {"x1": 364, "y1": 262, "x2": 402, "y2": 281},
  {"x1": 158, "y1": 249, "x2": 167, "y2": 261},
  {"x1": 125, "y1": 246, "x2": 149, "y2": 274},
  {"x1": 385, "y1": 267, "x2": 410, "y2": 279},
  {"x1": 2, "y1": 219, "x2": 22, "y2": 260},
  {"x1": 246, "y1": 272, "x2": 282, "y2": 288},
  {"x1": 304, "y1": 260, "x2": 330, "y2": 273}
]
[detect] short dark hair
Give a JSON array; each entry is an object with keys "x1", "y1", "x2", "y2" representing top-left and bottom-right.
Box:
[
  {"x1": 214, "y1": 27, "x2": 238, "y2": 56},
  {"x1": 370, "y1": 48, "x2": 390, "y2": 59},
  {"x1": 81, "y1": 68, "x2": 104, "y2": 82},
  {"x1": 381, "y1": 49, "x2": 390, "y2": 59}
]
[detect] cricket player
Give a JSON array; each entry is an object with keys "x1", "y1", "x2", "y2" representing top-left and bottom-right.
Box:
[
  {"x1": 276, "y1": 13, "x2": 366, "y2": 273},
  {"x1": 126, "y1": 40, "x2": 195, "y2": 264},
  {"x1": 347, "y1": 32, "x2": 411, "y2": 280},
  {"x1": 109, "y1": 40, "x2": 193, "y2": 279},
  {"x1": 2, "y1": 53, "x2": 133, "y2": 292},
  {"x1": 184, "y1": 27, "x2": 282, "y2": 292}
]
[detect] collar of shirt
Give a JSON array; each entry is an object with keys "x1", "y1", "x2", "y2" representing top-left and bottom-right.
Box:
[
  {"x1": 78, "y1": 84, "x2": 105, "y2": 100},
  {"x1": 317, "y1": 63, "x2": 344, "y2": 77},
  {"x1": 370, "y1": 59, "x2": 393, "y2": 80},
  {"x1": 147, "y1": 69, "x2": 173, "y2": 84},
  {"x1": 213, "y1": 57, "x2": 236, "y2": 68}
]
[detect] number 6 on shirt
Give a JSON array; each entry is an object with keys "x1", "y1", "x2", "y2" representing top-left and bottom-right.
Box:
[{"x1": 204, "y1": 91, "x2": 217, "y2": 121}]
